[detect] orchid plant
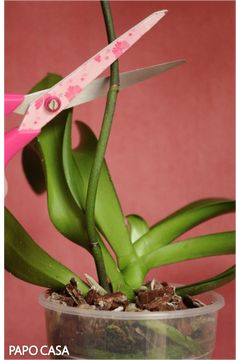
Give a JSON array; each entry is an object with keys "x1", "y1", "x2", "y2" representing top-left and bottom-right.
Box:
[{"x1": 5, "y1": 1, "x2": 235, "y2": 301}]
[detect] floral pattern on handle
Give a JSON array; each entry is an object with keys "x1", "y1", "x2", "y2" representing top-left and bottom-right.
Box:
[
  {"x1": 65, "y1": 85, "x2": 82, "y2": 101},
  {"x1": 94, "y1": 55, "x2": 101, "y2": 63},
  {"x1": 112, "y1": 41, "x2": 130, "y2": 58},
  {"x1": 35, "y1": 94, "x2": 49, "y2": 110}
]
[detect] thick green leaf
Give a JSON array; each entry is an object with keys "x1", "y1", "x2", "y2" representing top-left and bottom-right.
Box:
[
  {"x1": 139, "y1": 231, "x2": 235, "y2": 274},
  {"x1": 127, "y1": 214, "x2": 149, "y2": 243},
  {"x1": 5, "y1": 207, "x2": 89, "y2": 293},
  {"x1": 37, "y1": 111, "x2": 90, "y2": 250},
  {"x1": 62, "y1": 118, "x2": 86, "y2": 208},
  {"x1": 71, "y1": 121, "x2": 138, "y2": 269},
  {"x1": 134, "y1": 199, "x2": 235, "y2": 257},
  {"x1": 22, "y1": 73, "x2": 62, "y2": 194},
  {"x1": 176, "y1": 266, "x2": 235, "y2": 296},
  {"x1": 98, "y1": 239, "x2": 134, "y2": 298}
]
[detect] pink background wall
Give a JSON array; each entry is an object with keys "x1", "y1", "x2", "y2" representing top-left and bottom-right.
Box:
[{"x1": 5, "y1": 1, "x2": 235, "y2": 359}]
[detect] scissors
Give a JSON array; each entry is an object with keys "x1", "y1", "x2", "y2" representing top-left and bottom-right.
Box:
[{"x1": 5, "y1": 10, "x2": 183, "y2": 167}]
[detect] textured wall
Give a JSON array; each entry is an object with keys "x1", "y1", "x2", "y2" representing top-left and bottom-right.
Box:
[{"x1": 5, "y1": 1, "x2": 235, "y2": 359}]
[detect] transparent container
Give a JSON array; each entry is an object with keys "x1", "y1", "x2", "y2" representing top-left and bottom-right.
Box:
[{"x1": 39, "y1": 290, "x2": 224, "y2": 359}]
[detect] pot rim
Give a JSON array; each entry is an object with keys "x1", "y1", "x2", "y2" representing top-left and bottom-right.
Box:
[{"x1": 39, "y1": 290, "x2": 224, "y2": 320}]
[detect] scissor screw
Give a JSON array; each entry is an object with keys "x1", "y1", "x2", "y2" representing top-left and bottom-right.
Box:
[{"x1": 44, "y1": 96, "x2": 61, "y2": 113}]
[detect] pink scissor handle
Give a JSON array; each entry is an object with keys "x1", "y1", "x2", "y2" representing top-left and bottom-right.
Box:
[
  {"x1": 5, "y1": 128, "x2": 40, "y2": 167},
  {"x1": 4, "y1": 94, "x2": 25, "y2": 115}
]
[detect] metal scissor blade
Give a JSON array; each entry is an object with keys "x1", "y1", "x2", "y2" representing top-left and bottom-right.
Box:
[
  {"x1": 15, "y1": 59, "x2": 185, "y2": 115},
  {"x1": 67, "y1": 59, "x2": 185, "y2": 108},
  {"x1": 15, "y1": 90, "x2": 46, "y2": 115}
]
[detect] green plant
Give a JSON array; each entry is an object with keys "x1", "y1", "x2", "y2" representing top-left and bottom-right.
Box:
[{"x1": 5, "y1": 1, "x2": 235, "y2": 301}]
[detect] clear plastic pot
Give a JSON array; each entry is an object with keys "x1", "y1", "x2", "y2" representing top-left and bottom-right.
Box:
[{"x1": 39, "y1": 290, "x2": 224, "y2": 359}]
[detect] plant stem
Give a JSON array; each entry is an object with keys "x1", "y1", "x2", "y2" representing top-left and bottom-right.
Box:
[
  {"x1": 85, "y1": 0, "x2": 119, "y2": 291},
  {"x1": 100, "y1": 0, "x2": 120, "y2": 86}
]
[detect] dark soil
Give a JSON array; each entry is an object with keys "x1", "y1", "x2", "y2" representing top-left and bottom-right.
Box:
[{"x1": 47, "y1": 278, "x2": 205, "y2": 312}]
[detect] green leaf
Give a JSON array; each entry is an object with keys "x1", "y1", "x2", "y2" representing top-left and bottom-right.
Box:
[
  {"x1": 139, "y1": 231, "x2": 235, "y2": 274},
  {"x1": 127, "y1": 214, "x2": 149, "y2": 243},
  {"x1": 98, "y1": 238, "x2": 134, "y2": 299},
  {"x1": 62, "y1": 117, "x2": 86, "y2": 208},
  {"x1": 176, "y1": 266, "x2": 235, "y2": 296},
  {"x1": 71, "y1": 121, "x2": 137, "y2": 268},
  {"x1": 37, "y1": 111, "x2": 90, "y2": 250},
  {"x1": 5, "y1": 207, "x2": 89, "y2": 293},
  {"x1": 134, "y1": 199, "x2": 235, "y2": 257}
]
